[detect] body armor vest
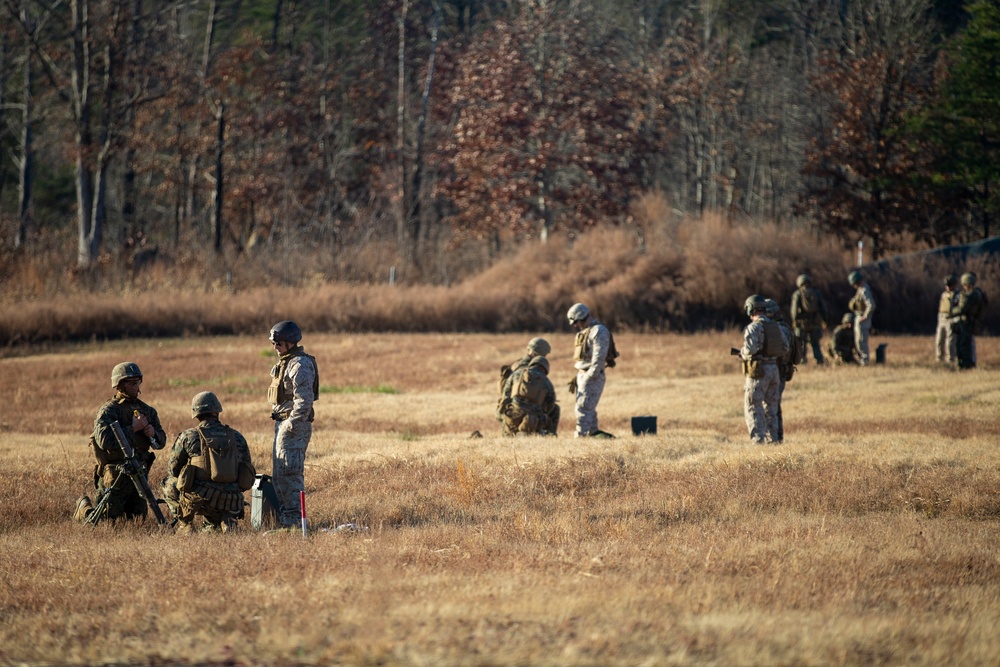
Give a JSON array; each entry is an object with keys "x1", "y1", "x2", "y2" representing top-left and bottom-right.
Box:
[
  {"x1": 761, "y1": 320, "x2": 785, "y2": 357},
  {"x1": 268, "y1": 347, "x2": 320, "y2": 406}
]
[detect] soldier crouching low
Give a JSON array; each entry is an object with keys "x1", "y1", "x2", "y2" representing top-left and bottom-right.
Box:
[{"x1": 162, "y1": 391, "x2": 256, "y2": 534}]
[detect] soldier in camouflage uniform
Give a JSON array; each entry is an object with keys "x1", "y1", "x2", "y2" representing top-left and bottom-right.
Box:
[
  {"x1": 74, "y1": 362, "x2": 166, "y2": 523},
  {"x1": 567, "y1": 303, "x2": 615, "y2": 438},
  {"x1": 764, "y1": 299, "x2": 797, "y2": 444},
  {"x1": 737, "y1": 295, "x2": 789, "y2": 444},
  {"x1": 827, "y1": 313, "x2": 859, "y2": 364},
  {"x1": 501, "y1": 356, "x2": 560, "y2": 435},
  {"x1": 848, "y1": 271, "x2": 876, "y2": 366},
  {"x1": 936, "y1": 274, "x2": 959, "y2": 364},
  {"x1": 952, "y1": 272, "x2": 988, "y2": 370},
  {"x1": 268, "y1": 321, "x2": 319, "y2": 527},
  {"x1": 496, "y1": 338, "x2": 551, "y2": 435},
  {"x1": 790, "y1": 274, "x2": 829, "y2": 365},
  {"x1": 162, "y1": 392, "x2": 255, "y2": 534}
]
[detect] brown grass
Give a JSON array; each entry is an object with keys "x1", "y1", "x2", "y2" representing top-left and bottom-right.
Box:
[
  {"x1": 5, "y1": 209, "x2": 992, "y2": 346},
  {"x1": 1, "y1": 332, "x2": 999, "y2": 665}
]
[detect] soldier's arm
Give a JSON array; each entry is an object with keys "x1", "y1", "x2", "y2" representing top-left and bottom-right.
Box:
[
  {"x1": 165, "y1": 434, "x2": 190, "y2": 478},
  {"x1": 286, "y1": 357, "x2": 317, "y2": 426},
  {"x1": 586, "y1": 325, "x2": 610, "y2": 376}
]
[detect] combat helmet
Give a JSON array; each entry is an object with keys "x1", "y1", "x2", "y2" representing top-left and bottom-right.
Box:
[
  {"x1": 567, "y1": 303, "x2": 591, "y2": 324},
  {"x1": 111, "y1": 362, "x2": 143, "y2": 389},
  {"x1": 848, "y1": 270, "x2": 863, "y2": 286},
  {"x1": 269, "y1": 320, "x2": 302, "y2": 344},
  {"x1": 944, "y1": 274, "x2": 958, "y2": 288},
  {"x1": 527, "y1": 337, "x2": 551, "y2": 356},
  {"x1": 763, "y1": 298, "x2": 780, "y2": 317},
  {"x1": 191, "y1": 391, "x2": 223, "y2": 417},
  {"x1": 841, "y1": 313, "x2": 855, "y2": 325},
  {"x1": 528, "y1": 356, "x2": 550, "y2": 375},
  {"x1": 961, "y1": 272, "x2": 977, "y2": 286},
  {"x1": 796, "y1": 274, "x2": 811, "y2": 288},
  {"x1": 744, "y1": 294, "x2": 766, "y2": 318}
]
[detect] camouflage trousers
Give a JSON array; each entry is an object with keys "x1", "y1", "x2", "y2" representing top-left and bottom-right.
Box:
[
  {"x1": 955, "y1": 322, "x2": 977, "y2": 369},
  {"x1": 162, "y1": 474, "x2": 241, "y2": 532},
  {"x1": 744, "y1": 363, "x2": 781, "y2": 444},
  {"x1": 273, "y1": 420, "x2": 311, "y2": 526},
  {"x1": 935, "y1": 313, "x2": 956, "y2": 363},
  {"x1": 854, "y1": 319, "x2": 872, "y2": 365},
  {"x1": 83, "y1": 463, "x2": 149, "y2": 522},
  {"x1": 574, "y1": 370, "x2": 606, "y2": 437},
  {"x1": 501, "y1": 400, "x2": 560, "y2": 436}
]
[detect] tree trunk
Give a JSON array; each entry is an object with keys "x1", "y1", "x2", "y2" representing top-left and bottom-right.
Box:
[
  {"x1": 408, "y1": 1, "x2": 441, "y2": 263},
  {"x1": 212, "y1": 102, "x2": 225, "y2": 253},
  {"x1": 15, "y1": 14, "x2": 34, "y2": 250}
]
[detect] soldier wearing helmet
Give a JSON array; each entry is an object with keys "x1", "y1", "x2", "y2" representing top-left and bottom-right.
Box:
[
  {"x1": 267, "y1": 320, "x2": 319, "y2": 526},
  {"x1": 736, "y1": 295, "x2": 789, "y2": 444},
  {"x1": 936, "y1": 274, "x2": 959, "y2": 365},
  {"x1": 951, "y1": 272, "x2": 988, "y2": 370},
  {"x1": 567, "y1": 302, "x2": 616, "y2": 438},
  {"x1": 790, "y1": 273, "x2": 829, "y2": 365},
  {"x1": 847, "y1": 271, "x2": 876, "y2": 365},
  {"x1": 828, "y1": 313, "x2": 859, "y2": 364},
  {"x1": 161, "y1": 392, "x2": 256, "y2": 534},
  {"x1": 73, "y1": 362, "x2": 167, "y2": 524},
  {"x1": 496, "y1": 337, "x2": 552, "y2": 435},
  {"x1": 500, "y1": 355, "x2": 560, "y2": 436}
]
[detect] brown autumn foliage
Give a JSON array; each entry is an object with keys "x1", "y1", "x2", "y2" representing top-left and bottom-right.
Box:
[{"x1": 1, "y1": 332, "x2": 999, "y2": 666}]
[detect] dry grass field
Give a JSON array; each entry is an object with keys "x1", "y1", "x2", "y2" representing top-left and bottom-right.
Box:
[{"x1": 1, "y1": 331, "x2": 999, "y2": 666}]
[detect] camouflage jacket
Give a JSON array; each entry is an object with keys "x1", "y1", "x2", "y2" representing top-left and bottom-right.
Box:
[
  {"x1": 93, "y1": 393, "x2": 166, "y2": 464},
  {"x1": 167, "y1": 419, "x2": 253, "y2": 493}
]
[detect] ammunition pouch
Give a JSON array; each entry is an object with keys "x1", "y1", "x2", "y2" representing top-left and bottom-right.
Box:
[
  {"x1": 177, "y1": 464, "x2": 197, "y2": 493},
  {"x1": 744, "y1": 358, "x2": 766, "y2": 379},
  {"x1": 185, "y1": 481, "x2": 243, "y2": 515}
]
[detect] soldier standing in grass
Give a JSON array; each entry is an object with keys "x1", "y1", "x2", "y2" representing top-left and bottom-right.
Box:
[
  {"x1": 936, "y1": 274, "x2": 959, "y2": 365},
  {"x1": 790, "y1": 274, "x2": 829, "y2": 365},
  {"x1": 74, "y1": 362, "x2": 166, "y2": 523},
  {"x1": 567, "y1": 303, "x2": 617, "y2": 438},
  {"x1": 268, "y1": 321, "x2": 319, "y2": 527},
  {"x1": 765, "y1": 299, "x2": 797, "y2": 444},
  {"x1": 162, "y1": 392, "x2": 255, "y2": 534},
  {"x1": 848, "y1": 271, "x2": 876, "y2": 366},
  {"x1": 828, "y1": 313, "x2": 859, "y2": 364},
  {"x1": 496, "y1": 338, "x2": 551, "y2": 435},
  {"x1": 501, "y1": 356, "x2": 560, "y2": 436},
  {"x1": 737, "y1": 295, "x2": 788, "y2": 444},
  {"x1": 952, "y1": 272, "x2": 988, "y2": 370}
]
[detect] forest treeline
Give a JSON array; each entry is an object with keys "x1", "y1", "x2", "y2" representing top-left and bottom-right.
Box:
[{"x1": 0, "y1": 0, "x2": 997, "y2": 289}]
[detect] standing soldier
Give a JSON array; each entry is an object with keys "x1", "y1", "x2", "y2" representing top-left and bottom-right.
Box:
[
  {"x1": 496, "y1": 338, "x2": 551, "y2": 434},
  {"x1": 736, "y1": 295, "x2": 789, "y2": 444},
  {"x1": 567, "y1": 303, "x2": 617, "y2": 438},
  {"x1": 848, "y1": 271, "x2": 876, "y2": 366},
  {"x1": 765, "y1": 299, "x2": 797, "y2": 443},
  {"x1": 952, "y1": 272, "x2": 988, "y2": 370},
  {"x1": 790, "y1": 274, "x2": 829, "y2": 364},
  {"x1": 268, "y1": 321, "x2": 319, "y2": 527},
  {"x1": 827, "y1": 313, "x2": 859, "y2": 364},
  {"x1": 500, "y1": 356, "x2": 560, "y2": 435},
  {"x1": 936, "y1": 274, "x2": 959, "y2": 365},
  {"x1": 162, "y1": 392, "x2": 256, "y2": 534},
  {"x1": 74, "y1": 362, "x2": 166, "y2": 523}
]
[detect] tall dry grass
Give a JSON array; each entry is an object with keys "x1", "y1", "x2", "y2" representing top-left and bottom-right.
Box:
[
  {"x1": 1, "y1": 332, "x2": 999, "y2": 666},
  {"x1": 6, "y1": 210, "x2": 992, "y2": 347}
]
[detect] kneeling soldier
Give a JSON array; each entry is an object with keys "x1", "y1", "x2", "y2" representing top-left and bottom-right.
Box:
[
  {"x1": 501, "y1": 356, "x2": 560, "y2": 436},
  {"x1": 162, "y1": 392, "x2": 256, "y2": 534}
]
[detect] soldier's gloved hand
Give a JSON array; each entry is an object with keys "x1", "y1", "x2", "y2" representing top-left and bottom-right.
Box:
[{"x1": 567, "y1": 378, "x2": 578, "y2": 395}]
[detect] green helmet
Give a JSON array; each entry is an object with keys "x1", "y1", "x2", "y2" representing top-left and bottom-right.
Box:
[
  {"x1": 848, "y1": 270, "x2": 863, "y2": 286},
  {"x1": 796, "y1": 274, "x2": 811, "y2": 288},
  {"x1": 191, "y1": 391, "x2": 223, "y2": 417},
  {"x1": 528, "y1": 355, "x2": 550, "y2": 374},
  {"x1": 961, "y1": 272, "x2": 977, "y2": 286},
  {"x1": 527, "y1": 337, "x2": 551, "y2": 356},
  {"x1": 111, "y1": 362, "x2": 142, "y2": 389},
  {"x1": 841, "y1": 312, "x2": 855, "y2": 325},
  {"x1": 763, "y1": 298, "x2": 780, "y2": 317},
  {"x1": 744, "y1": 294, "x2": 766, "y2": 318}
]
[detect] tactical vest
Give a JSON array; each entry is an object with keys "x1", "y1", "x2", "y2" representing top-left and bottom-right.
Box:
[
  {"x1": 939, "y1": 292, "x2": 954, "y2": 315},
  {"x1": 268, "y1": 347, "x2": 320, "y2": 407},
  {"x1": 573, "y1": 325, "x2": 618, "y2": 368},
  {"x1": 761, "y1": 320, "x2": 785, "y2": 357}
]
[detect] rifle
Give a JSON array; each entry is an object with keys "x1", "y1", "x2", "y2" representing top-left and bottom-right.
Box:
[
  {"x1": 86, "y1": 421, "x2": 167, "y2": 526},
  {"x1": 730, "y1": 347, "x2": 741, "y2": 356}
]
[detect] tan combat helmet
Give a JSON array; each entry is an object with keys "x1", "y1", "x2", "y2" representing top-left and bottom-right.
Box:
[
  {"x1": 848, "y1": 270, "x2": 863, "y2": 286},
  {"x1": 763, "y1": 298, "x2": 780, "y2": 317},
  {"x1": 191, "y1": 391, "x2": 223, "y2": 417},
  {"x1": 961, "y1": 272, "x2": 977, "y2": 286},
  {"x1": 566, "y1": 303, "x2": 591, "y2": 324},
  {"x1": 527, "y1": 337, "x2": 551, "y2": 356},
  {"x1": 111, "y1": 362, "x2": 143, "y2": 389},
  {"x1": 796, "y1": 274, "x2": 811, "y2": 288},
  {"x1": 841, "y1": 313, "x2": 855, "y2": 325}
]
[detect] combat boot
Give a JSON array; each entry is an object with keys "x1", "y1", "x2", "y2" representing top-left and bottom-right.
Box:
[{"x1": 73, "y1": 496, "x2": 93, "y2": 523}]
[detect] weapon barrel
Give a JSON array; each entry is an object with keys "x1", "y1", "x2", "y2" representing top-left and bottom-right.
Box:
[{"x1": 110, "y1": 421, "x2": 167, "y2": 524}]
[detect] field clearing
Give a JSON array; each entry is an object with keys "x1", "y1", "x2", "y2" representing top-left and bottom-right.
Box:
[{"x1": 1, "y1": 332, "x2": 999, "y2": 666}]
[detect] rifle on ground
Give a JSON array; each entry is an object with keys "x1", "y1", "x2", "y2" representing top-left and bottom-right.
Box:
[{"x1": 86, "y1": 421, "x2": 167, "y2": 526}]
